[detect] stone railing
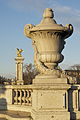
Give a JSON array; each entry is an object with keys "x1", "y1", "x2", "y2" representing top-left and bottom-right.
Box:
[
  {"x1": 0, "y1": 85, "x2": 33, "y2": 112},
  {"x1": 12, "y1": 88, "x2": 32, "y2": 106}
]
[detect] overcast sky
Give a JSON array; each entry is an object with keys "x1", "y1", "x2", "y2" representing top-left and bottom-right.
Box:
[{"x1": 0, "y1": 0, "x2": 80, "y2": 77}]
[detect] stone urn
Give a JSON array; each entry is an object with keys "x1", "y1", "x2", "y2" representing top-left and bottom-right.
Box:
[{"x1": 24, "y1": 8, "x2": 73, "y2": 76}]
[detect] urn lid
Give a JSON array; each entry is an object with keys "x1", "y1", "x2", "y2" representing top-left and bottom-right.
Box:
[
  {"x1": 29, "y1": 8, "x2": 73, "y2": 32},
  {"x1": 24, "y1": 8, "x2": 73, "y2": 39}
]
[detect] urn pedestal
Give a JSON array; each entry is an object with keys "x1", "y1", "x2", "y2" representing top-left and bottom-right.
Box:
[{"x1": 31, "y1": 75, "x2": 71, "y2": 120}]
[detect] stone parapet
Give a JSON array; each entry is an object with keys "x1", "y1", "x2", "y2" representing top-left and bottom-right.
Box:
[
  {"x1": 0, "y1": 85, "x2": 32, "y2": 112},
  {"x1": 0, "y1": 84, "x2": 80, "y2": 119}
]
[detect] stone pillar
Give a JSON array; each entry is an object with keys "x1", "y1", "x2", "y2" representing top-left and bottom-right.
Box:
[
  {"x1": 15, "y1": 48, "x2": 24, "y2": 85},
  {"x1": 24, "y1": 8, "x2": 73, "y2": 120}
]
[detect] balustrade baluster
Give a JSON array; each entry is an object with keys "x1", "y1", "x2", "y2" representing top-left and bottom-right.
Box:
[
  {"x1": 24, "y1": 89, "x2": 26, "y2": 105},
  {"x1": 20, "y1": 89, "x2": 22, "y2": 105},
  {"x1": 12, "y1": 88, "x2": 32, "y2": 106},
  {"x1": 16, "y1": 89, "x2": 18, "y2": 104}
]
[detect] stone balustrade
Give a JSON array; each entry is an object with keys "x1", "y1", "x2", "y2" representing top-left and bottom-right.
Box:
[
  {"x1": 0, "y1": 85, "x2": 33, "y2": 112},
  {"x1": 12, "y1": 88, "x2": 32, "y2": 106},
  {"x1": 1, "y1": 84, "x2": 80, "y2": 119}
]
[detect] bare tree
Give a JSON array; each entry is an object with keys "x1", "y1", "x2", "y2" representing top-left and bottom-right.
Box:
[
  {"x1": 23, "y1": 63, "x2": 39, "y2": 84},
  {"x1": 68, "y1": 64, "x2": 80, "y2": 70},
  {"x1": 65, "y1": 64, "x2": 80, "y2": 84}
]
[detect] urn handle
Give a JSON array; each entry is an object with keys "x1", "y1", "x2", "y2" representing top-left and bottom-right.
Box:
[
  {"x1": 24, "y1": 24, "x2": 34, "y2": 38},
  {"x1": 63, "y1": 24, "x2": 73, "y2": 39}
]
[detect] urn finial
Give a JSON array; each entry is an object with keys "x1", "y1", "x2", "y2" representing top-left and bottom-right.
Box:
[{"x1": 43, "y1": 8, "x2": 54, "y2": 18}]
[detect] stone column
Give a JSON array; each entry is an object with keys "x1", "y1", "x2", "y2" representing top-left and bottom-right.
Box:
[{"x1": 15, "y1": 48, "x2": 24, "y2": 85}]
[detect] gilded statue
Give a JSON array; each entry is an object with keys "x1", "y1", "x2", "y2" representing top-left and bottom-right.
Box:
[{"x1": 16, "y1": 48, "x2": 23, "y2": 57}]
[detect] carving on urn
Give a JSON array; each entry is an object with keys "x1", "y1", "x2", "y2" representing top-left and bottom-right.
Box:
[{"x1": 24, "y1": 8, "x2": 73, "y2": 76}]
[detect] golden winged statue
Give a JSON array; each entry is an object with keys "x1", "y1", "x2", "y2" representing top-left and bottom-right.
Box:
[{"x1": 16, "y1": 48, "x2": 23, "y2": 57}]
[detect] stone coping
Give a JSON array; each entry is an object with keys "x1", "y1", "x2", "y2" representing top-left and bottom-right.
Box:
[
  {"x1": 0, "y1": 84, "x2": 71, "y2": 90},
  {"x1": 0, "y1": 85, "x2": 32, "y2": 89},
  {"x1": 0, "y1": 110, "x2": 31, "y2": 119},
  {"x1": 0, "y1": 84, "x2": 80, "y2": 90}
]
